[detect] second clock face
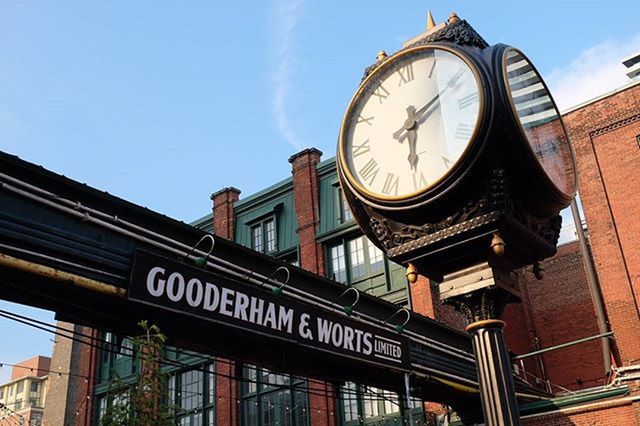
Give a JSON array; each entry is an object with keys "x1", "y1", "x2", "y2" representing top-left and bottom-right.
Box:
[
  {"x1": 340, "y1": 46, "x2": 483, "y2": 200},
  {"x1": 503, "y1": 48, "x2": 576, "y2": 197}
]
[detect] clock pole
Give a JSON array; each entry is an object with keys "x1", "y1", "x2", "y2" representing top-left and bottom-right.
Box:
[{"x1": 439, "y1": 246, "x2": 521, "y2": 426}]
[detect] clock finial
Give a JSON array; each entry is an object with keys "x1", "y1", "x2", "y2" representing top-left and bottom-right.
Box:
[
  {"x1": 448, "y1": 12, "x2": 460, "y2": 24},
  {"x1": 426, "y1": 11, "x2": 436, "y2": 31},
  {"x1": 376, "y1": 51, "x2": 388, "y2": 62}
]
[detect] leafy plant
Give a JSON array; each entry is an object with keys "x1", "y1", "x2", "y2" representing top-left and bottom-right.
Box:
[{"x1": 100, "y1": 321, "x2": 175, "y2": 426}]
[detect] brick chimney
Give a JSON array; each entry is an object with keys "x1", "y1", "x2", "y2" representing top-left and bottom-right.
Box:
[
  {"x1": 289, "y1": 148, "x2": 325, "y2": 275},
  {"x1": 210, "y1": 187, "x2": 240, "y2": 240}
]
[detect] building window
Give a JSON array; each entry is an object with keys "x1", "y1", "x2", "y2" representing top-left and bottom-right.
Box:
[
  {"x1": 96, "y1": 391, "x2": 131, "y2": 423},
  {"x1": 28, "y1": 381, "x2": 41, "y2": 407},
  {"x1": 241, "y1": 365, "x2": 309, "y2": 426},
  {"x1": 251, "y1": 225, "x2": 263, "y2": 253},
  {"x1": 17, "y1": 381, "x2": 24, "y2": 394},
  {"x1": 636, "y1": 134, "x2": 640, "y2": 149},
  {"x1": 339, "y1": 383, "x2": 421, "y2": 425},
  {"x1": 0, "y1": 388, "x2": 4, "y2": 399},
  {"x1": 167, "y1": 363, "x2": 215, "y2": 425},
  {"x1": 97, "y1": 396, "x2": 108, "y2": 423},
  {"x1": 327, "y1": 236, "x2": 387, "y2": 286},
  {"x1": 251, "y1": 218, "x2": 277, "y2": 254},
  {"x1": 14, "y1": 398, "x2": 22, "y2": 410},
  {"x1": 367, "y1": 240, "x2": 384, "y2": 273},
  {"x1": 115, "y1": 337, "x2": 134, "y2": 359},
  {"x1": 99, "y1": 332, "x2": 138, "y2": 383},
  {"x1": 278, "y1": 251, "x2": 299, "y2": 268},
  {"x1": 342, "y1": 382, "x2": 358, "y2": 422},
  {"x1": 349, "y1": 238, "x2": 366, "y2": 279},
  {"x1": 328, "y1": 244, "x2": 347, "y2": 284},
  {"x1": 338, "y1": 188, "x2": 353, "y2": 223},
  {"x1": 265, "y1": 220, "x2": 276, "y2": 252}
]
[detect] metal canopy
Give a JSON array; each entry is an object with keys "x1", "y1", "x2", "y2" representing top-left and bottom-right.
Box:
[{"x1": 0, "y1": 151, "x2": 546, "y2": 416}]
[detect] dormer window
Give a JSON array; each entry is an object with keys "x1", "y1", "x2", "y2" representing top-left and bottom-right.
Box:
[{"x1": 251, "y1": 217, "x2": 277, "y2": 254}]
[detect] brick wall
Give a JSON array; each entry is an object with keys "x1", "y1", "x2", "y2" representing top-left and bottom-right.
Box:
[
  {"x1": 212, "y1": 187, "x2": 240, "y2": 240},
  {"x1": 516, "y1": 242, "x2": 605, "y2": 390},
  {"x1": 11, "y1": 355, "x2": 51, "y2": 380},
  {"x1": 42, "y1": 323, "x2": 97, "y2": 425},
  {"x1": 288, "y1": 148, "x2": 337, "y2": 426},
  {"x1": 211, "y1": 187, "x2": 241, "y2": 425},
  {"x1": 289, "y1": 148, "x2": 326, "y2": 277},
  {"x1": 563, "y1": 82, "x2": 640, "y2": 366},
  {"x1": 409, "y1": 275, "x2": 467, "y2": 331}
]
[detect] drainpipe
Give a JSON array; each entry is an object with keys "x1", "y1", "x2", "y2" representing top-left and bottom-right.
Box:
[{"x1": 570, "y1": 197, "x2": 612, "y2": 375}]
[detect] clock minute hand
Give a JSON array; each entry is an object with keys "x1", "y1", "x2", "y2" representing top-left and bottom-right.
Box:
[{"x1": 414, "y1": 93, "x2": 440, "y2": 121}]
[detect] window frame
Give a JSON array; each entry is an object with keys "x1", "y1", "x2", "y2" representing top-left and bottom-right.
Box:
[
  {"x1": 249, "y1": 216, "x2": 278, "y2": 254},
  {"x1": 277, "y1": 248, "x2": 299, "y2": 268},
  {"x1": 166, "y1": 362, "x2": 216, "y2": 425},
  {"x1": 99, "y1": 332, "x2": 138, "y2": 382},
  {"x1": 240, "y1": 365, "x2": 309, "y2": 426},
  {"x1": 28, "y1": 380, "x2": 41, "y2": 407},
  {"x1": 326, "y1": 235, "x2": 389, "y2": 287},
  {"x1": 339, "y1": 383, "x2": 423, "y2": 425},
  {"x1": 336, "y1": 186, "x2": 353, "y2": 224}
]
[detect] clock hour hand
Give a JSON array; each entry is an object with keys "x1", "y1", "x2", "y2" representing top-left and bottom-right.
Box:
[
  {"x1": 393, "y1": 93, "x2": 441, "y2": 140},
  {"x1": 393, "y1": 106, "x2": 422, "y2": 171}
]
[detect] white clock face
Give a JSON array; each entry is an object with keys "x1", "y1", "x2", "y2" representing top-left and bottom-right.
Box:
[
  {"x1": 340, "y1": 47, "x2": 482, "y2": 200},
  {"x1": 503, "y1": 48, "x2": 576, "y2": 196}
]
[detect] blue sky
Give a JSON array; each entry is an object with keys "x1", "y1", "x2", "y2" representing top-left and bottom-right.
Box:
[{"x1": 1, "y1": 1, "x2": 639, "y2": 383}]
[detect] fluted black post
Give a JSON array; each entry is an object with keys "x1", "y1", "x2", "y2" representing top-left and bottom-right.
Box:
[
  {"x1": 440, "y1": 261, "x2": 522, "y2": 426},
  {"x1": 467, "y1": 319, "x2": 520, "y2": 425}
]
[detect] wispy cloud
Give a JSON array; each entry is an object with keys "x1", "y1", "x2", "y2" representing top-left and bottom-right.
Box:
[
  {"x1": 546, "y1": 32, "x2": 640, "y2": 112},
  {"x1": 269, "y1": 0, "x2": 305, "y2": 150}
]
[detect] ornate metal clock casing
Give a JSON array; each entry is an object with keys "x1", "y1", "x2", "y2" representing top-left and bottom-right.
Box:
[{"x1": 337, "y1": 18, "x2": 577, "y2": 281}]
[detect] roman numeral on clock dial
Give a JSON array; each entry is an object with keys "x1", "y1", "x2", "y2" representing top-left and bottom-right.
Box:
[
  {"x1": 352, "y1": 140, "x2": 370, "y2": 158},
  {"x1": 359, "y1": 158, "x2": 380, "y2": 186},
  {"x1": 412, "y1": 172, "x2": 428, "y2": 191},
  {"x1": 357, "y1": 115, "x2": 374, "y2": 126},
  {"x1": 455, "y1": 123, "x2": 474, "y2": 140},
  {"x1": 458, "y1": 92, "x2": 479, "y2": 109},
  {"x1": 372, "y1": 85, "x2": 390, "y2": 103},
  {"x1": 381, "y1": 173, "x2": 399, "y2": 195},
  {"x1": 397, "y1": 64, "x2": 414, "y2": 86}
]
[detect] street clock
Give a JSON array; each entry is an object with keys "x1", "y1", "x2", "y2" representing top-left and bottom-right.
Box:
[
  {"x1": 337, "y1": 17, "x2": 576, "y2": 281},
  {"x1": 339, "y1": 45, "x2": 484, "y2": 201}
]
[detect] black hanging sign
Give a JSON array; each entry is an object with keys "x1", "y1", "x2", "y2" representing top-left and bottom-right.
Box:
[{"x1": 128, "y1": 250, "x2": 410, "y2": 370}]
